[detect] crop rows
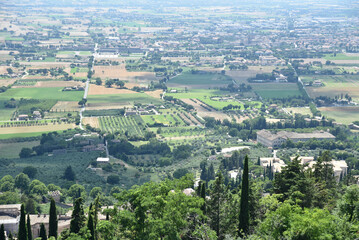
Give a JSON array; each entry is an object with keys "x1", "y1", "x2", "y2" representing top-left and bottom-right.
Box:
[{"x1": 99, "y1": 116, "x2": 145, "y2": 137}]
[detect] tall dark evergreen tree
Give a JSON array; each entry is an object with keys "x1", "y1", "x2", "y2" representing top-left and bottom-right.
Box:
[
  {"x1": 70, "y1": 198, "x2": 85, "y2": 234},
  {"x1": 239, "y1": 155, "x2": 249, "y2": 236},
  {"x1": 27, "y1": 214, "x2": 32, "y2": 240},
  {"x1": 39, "y1": 223, "x2": 47, "y2": 240},
  {"x1": 87, "y1": 211, "x2": 95, "y2": 240},
  {"x1": 8, "y1": 232, "x2": 13, "y2": 240},
  {"x1": 63, "y1": 166, "x2": 76, "y2": 181},
  {"x1": 208, "y1": 163, "x2": 215, "y2": 181},
  {"x1": 208, "y1": 172, "x2": 228, "y2": 239},
  {"x1": 18, "y1": 204, "x2": 27, "y2": 240},
  {"x1": 49, "y1": 198, "x2": 58, "y2": 238},
  {"x1": 0, "y1": 224, "x2": 5, "y2": 240}
]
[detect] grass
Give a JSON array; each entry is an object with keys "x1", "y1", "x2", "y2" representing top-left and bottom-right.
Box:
[
  {"x1": 285, "y1": 107, "x2": 312, "y2": 116},
  {"x1": 166, "y1": 89, "x2": 257, "y2": 110},
  {"x1": 251, "y1": 83, "x2": 301, "y2": 98},
  {"x1": 319, "y1": 106, "x2": 359, "y2": 124},
  {"x1": 324, "y1": 53, "x2": 359, "y2": 61},
  {"x1": 0, "y1": 132, "x2": 51, "y2": 139},
  {"x1": 87, "y1": 93, "x2": 163, "y2": 105},
  {"x1": 31, "y1": 57, "x2": 56, "y2": 62},
  {"x1": 0, "y1": 141, "x2": 39, "y2": 158},
  {"x1": 168, "y1": 72, "x2": 232, "y2": 87},
  {"x1": 0, "y1": 88, "x2": 83, "y2": 101}
]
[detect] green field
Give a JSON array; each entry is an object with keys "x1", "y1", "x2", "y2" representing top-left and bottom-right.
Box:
[
  {"x1": 0, "y1": 141, "x2": 40, "y2": 158},
  {"x1": 168, "y1": 71, "x2": 232, "y2": 88},
  {"x1": 166, "y1": 89, "x2": 253, "y2": 110},
  {"x1": 99, "y1": 115, "x2": 145, "y2": 137},
  {"x1": 324, "y1": 53, "x2": 359, "y2": 61},
  {"x1": 0, "y1": 132, "x2": 53, "y2": 139},
  {"x1": 251, "y1": 83, "x2": 301, "y2": 98},
  {"x1": 87, "y1": 93, "x2": 163, "y2": 105},
  {"x1": 0, "y1": 88, "x2": 83, "y2": 101},
  {"x1": 319, "y1": 107, "x2": 359, "y2": 124}
]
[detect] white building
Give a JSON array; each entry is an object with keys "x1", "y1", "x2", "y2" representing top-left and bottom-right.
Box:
[
  {"x1": 257, "y1": 130, "x2": 335, "y2": 148},
  {"x1": 260, "y1": 157, "x2": 286, "y2": 173}
]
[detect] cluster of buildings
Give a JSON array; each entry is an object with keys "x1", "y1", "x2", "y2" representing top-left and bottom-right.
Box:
[
  {"x1": 259, "y1": 156, "x2": 348, "y2": 180},
  {"x1": 257, "y1": 130, "x2": 336, "y2": 148},
  {"x1": 0, "y1": 204, "x2": 71, "y2": 239}
]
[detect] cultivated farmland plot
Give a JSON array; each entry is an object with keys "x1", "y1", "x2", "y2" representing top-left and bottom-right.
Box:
[{"x1": 99, "y1": 115, "x2": 145, "y2": 137}]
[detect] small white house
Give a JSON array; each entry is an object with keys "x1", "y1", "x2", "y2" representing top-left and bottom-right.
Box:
[{"x1": 97, "y1": 157, "x2": 110, "y2": 163}]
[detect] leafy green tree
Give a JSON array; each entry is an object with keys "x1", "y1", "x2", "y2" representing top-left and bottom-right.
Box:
[
  {"x1": 257, "y1": 202, "x2": 358, "y2": 239},
  {"x1": 19, "y1": 148, "x2": 33, "y2": 158},
  {"x1": 173, "y1": 168, "x2": 189, "y2": 179},
  {"x1": 338, "y1": 185, "x2": 359, "y2": 221},
  {"x1": 15, "y1": 173, "x2": 30, "y2": 192},
  {"x1": 110, "y1": 175, "x2": 203, "y2": 240},
  {"x1": 239, "y1": 155, "x2": 249, "y2": 236},
  {"x1": 49, "y1": 198, "x2": 58, "y2": 238},
  {"x1": 70, "y1": 198, "x2": 86, "y2": 234},
  {"x1": 0, "y1": 224, "x2": 5, "y2": 240},
  {"x1": 89, "y1": 187, "x2": 102, "y2": 199},
  {"x1": 39, "y1": 223, "x2": 47, "y2": 240},
  {"x1": 29, "y1": 180, "x2": 48, "y2": 195},
  {"x1": 27, "y1": 214, "x2": 32, "y2": 240},
  {"x1": 18, "y1": 204, "x2": 27, "y2": 240},
  {"x1": 68, "y1": 184, "x2": 86, "y2": 200}
]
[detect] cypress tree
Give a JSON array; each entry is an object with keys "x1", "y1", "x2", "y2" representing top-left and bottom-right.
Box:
[
  {"x1": 18, "y1": 204, "x2": 27, "y2": 240},
  {"x1": 70, "y1": 198, "x2": 85, "y2": 234},
  {"x1": 27, "y1": 214, "x2": 32, "y2": 240},
  {"x1": 0, "y1": 224, "x2": 5, "y2": 240},
  {"x1": 87, "y1": 212, "x2": 95, "y2": 240},
  {"x1": 39, "y1": 223, "x2": 47, "y2": 240},
  {"x1": 8, "y1": 232, "x2": 13, "y2": 240},
  {"x1": 48, "y1": 198, "x2": 58, "y2": 238},
  {"x1": 239, "y1": 155, "x2": 249, "y2": 236}
]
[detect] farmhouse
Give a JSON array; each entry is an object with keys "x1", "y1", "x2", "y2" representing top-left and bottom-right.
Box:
[
  {"x1": 18, "y1": 114, "x2": 29, "y2": 121},
  {"x1": 257, "y1": 129, "x2": 335, "y2": 147},
  {"x1": 0, "y1": 204, "x2": 21, "y2": 235}
]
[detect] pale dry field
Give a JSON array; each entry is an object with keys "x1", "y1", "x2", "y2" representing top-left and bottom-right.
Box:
[
  {"x1": 86, "y1": 102, "x2": 132, "y2": 110},
  {"x1": 32, "y1": 81, "x2": 84, "y2": 88},
  {"x1": 144, "y1": 89, "x2": 163, "y2": 99},
  {"x1": 93, "y1": 64, "x2": 156, "y2": 83},
  {"x1": 0, "y1": 123, "x2": 76, "y2": 135},
  {"x1": 51, "y1": 101, "x2": 81, "y2": 111},
  {"x1": 88, "y1": 85, "x2": 137, "y2": 95},
  {"x1": 83, "y1": 117, "x2": 100, "y2": 128},
  {"x1": 20, "y1": 62, "x2": 71, "y2": 68},
  {"x1": 0, "y1": 78, "x2": 16, "y2": 87}
]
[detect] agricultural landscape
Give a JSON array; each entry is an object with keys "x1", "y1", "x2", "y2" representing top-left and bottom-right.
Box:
[{"x1": 1, "y1": 0, "x2": 359, "y2": 239}]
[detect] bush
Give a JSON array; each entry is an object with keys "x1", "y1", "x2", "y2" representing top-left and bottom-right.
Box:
[{"x1": 107, "y1": 175, "x2": 119, "y2": 184}]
